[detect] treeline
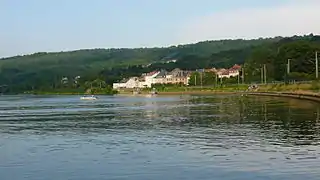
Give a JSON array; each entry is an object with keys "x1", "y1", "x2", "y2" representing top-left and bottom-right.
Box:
[
  {"x1": 0, "y1": 34, "x2": 319, "y2": 93},
  {"x1": 101, "y1": 34, "x2": 320, "y2": 85},
  {"x1": 0, "y1": 37, "x2": 278, "y2": 93},
  {"x1": 244, "y1": 34, "x2": 320, "y2": 82}
]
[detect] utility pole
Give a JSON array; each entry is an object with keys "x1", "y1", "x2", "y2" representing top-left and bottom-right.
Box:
[
  {"x1": 237, "y1": 72, "x2": 240, "y2": 85},
  {"x1": 261, "y1": 67, "x2": 263, "y2": 84},
  {"x1": 316, "y1": 51, "x2": 318, "y2": 79},
  {"x1": 215, "y1": 74, "x2": 218, "y2": 87},
  {"x1": 195, "y1": 75, "x2": 197, "y2": 86},
  {"x1": 286, "y1": 59, "x2": 291, "y2": 84},
  {"x1": 200, "y1": 72, "x2": 203, "y2": 88},
  {"x1": 264, "y1": 64, "x2": 267, "y2": 84},
  {"x1": 242, "y1": 66, "x2": 245, "y2": 84},
  {"x1": 287, "y1": 59, "x2": 291, "y2": 74}
]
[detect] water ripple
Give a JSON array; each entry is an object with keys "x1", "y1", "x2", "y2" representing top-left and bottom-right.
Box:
[{"x1": 0, "y1": 94, "x2": 320, "y2": 180}]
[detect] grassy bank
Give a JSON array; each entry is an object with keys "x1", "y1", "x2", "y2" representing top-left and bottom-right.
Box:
[
  {"x1": 257, "y1": 83, "x2": 319, "y2": 92},
  {"x1": 117, "y1": 82, "x2": 320, "y2": 95},
  {"x1": 118, "y1": 84, "x2": 248, "y2": 95},
  {"x1": 254, "y1": 82, "x2": 320, "y2": 96},
  {"x1": 239, "y1": 82, "x2": 320, "y2": 102},
  {"x1": 25, "y1": 81, "x2": 320, "y2": 96}
]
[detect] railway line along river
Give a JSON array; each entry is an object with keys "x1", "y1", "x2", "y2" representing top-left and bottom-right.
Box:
[{"x1": 1, "y1": 94, "x2": 320, "y2": 180}]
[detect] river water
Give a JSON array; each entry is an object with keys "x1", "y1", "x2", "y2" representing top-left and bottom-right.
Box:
[{"x1": 0, "y1": 94, "x2": 320, "y2": 180}]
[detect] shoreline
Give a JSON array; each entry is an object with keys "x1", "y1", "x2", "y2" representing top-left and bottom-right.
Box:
[
  {"x1": 19, "y1": 90, "x2": 320, "y2": 102},
  {"x1": 118, "y1": 91, "x2": 241, "y2": 95},
  {"x1": 244, "y1": 91, "x2": 320, "y2": 103},
  {"x1": 118, "y1": 90, "x2": 320, "y2": 103}
]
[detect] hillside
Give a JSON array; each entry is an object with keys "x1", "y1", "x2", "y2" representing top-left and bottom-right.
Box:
[
  {"x1": 2, "y1": 34, "x2": 320, "y2": 93},
  {"x1": 0, "y1": 37, "x2": 281, "y2": 93},
  {"x1": 244, "y1": 34, "x2": 320, "y2": 82},
  {"x1": 99, "y1": 34, "x2": 320, "y2": 85}
]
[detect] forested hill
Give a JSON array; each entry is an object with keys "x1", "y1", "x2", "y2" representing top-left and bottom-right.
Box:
[
  {"x1": 0, "y1": 37, "x2": 280, "y2": 92},
  {"x1": 0, "y1": 37, "x2": 280, "y2": 68},
  {"x1": 0, "y1": 34, "x2": 319, "y2": 93}
]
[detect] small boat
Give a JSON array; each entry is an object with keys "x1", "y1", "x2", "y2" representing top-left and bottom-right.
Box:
[{"x1": 80, "y1": 95, "x2": 97, "y2": 100}]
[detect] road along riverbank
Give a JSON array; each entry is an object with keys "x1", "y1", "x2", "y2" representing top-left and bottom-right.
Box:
[{"x1": 245, "y1": 91, "x2": 320, "y2": 103}]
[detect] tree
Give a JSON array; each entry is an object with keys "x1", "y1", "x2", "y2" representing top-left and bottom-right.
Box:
[
  {"x1": 188, "y1": 71, "x2": 217, "y2": 86},
  {"x1": 1, "y1": 34, "x2": 319, "y2": 93}
]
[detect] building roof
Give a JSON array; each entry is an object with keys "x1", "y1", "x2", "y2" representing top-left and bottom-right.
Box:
[
  {"x1": 205, "y1": 68, "x2": 217, "y2": 73},
  {"x1": 221, "y1": 70, "x2": 230, "y2": 75},
  {"x1": 145, "y1": 71, "x2": 159, "y2": 76},
  {"x1": 155, "y1": 69, "x2": 168, "y2": 78},
  {"x1": 168, "y1": 68, "x2": 189, "y2": 77},
  {"x1": 231, "y1": 64, "x2": 241, "y2": 70}
]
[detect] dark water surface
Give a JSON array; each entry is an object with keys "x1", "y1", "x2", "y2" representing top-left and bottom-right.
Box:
[{"x1": 1, "y1": 94, "x2": 320, "y2": 180}]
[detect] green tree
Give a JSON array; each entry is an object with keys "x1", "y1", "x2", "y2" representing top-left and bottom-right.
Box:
[{"x1": 188, "y1": 72, "x2": 200, "y2": 86}]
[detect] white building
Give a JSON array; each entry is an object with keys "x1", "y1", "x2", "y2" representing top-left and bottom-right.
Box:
[
  {"x1": 216, "y1": 64, "x2": 241, "y2": 78},
  {"x1": 112, "y1": 71, "x2": 161, "y2": 89},
  {"x1": 112, "y1": 77, "x2": 140, "y2": 89},
  {"x1": 139, "y1": 71, "x2": 161, "y2": 88},
  {"x1": 112, "y1": 68, "x2": 192, "y2": 89}
]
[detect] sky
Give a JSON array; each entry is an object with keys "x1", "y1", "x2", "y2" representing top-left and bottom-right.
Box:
[{"x1": 1, "y1": 0, "x2": 320, "y2": 58}]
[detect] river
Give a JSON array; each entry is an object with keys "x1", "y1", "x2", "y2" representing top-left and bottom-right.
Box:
[{"x1": 0, "y1": 94, "x2": 320, "y2": 180}]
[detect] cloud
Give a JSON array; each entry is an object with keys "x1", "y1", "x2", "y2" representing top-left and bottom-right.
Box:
[{"x1": 178, "y1": 0, "x2": 320, "y2": 44}]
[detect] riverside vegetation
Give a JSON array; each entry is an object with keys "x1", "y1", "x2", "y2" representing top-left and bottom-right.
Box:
[{"x1": 0, "y1": 34, "x2": 320, "y2": 94}]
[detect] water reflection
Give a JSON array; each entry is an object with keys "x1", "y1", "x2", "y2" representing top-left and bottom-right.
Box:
[
  {"x1": 0, "y1": 95, "x2": 320, "y2": 140},
  {"x1": 1, "y1": 95, "x2": 320, "y2": 180}
]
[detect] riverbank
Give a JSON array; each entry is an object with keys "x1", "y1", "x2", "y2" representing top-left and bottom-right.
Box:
[
  {"x1": 117, "y1": 85, "x2": 247, "y2": 95},
  {"x1": 17, "y1": 89, "x2": 320, "y2": 103},
  {"x1": 117, "y1": 86, "x2": 320, "y2": 103},
  {"x1": 20, "y1": 82, "x2": 320, "y2": 102},
  {"x1": 242, "y1": 82, "x2": 320, "y2": 102},
  {"x1": 118, "y1": 90, "x2": 240, "y2": 95},
  {"x1": 245, "y1": 91, "x2": 320, "y2": 102},
  {"x1": 157, "y1": 90, "x2": 320, "y2": 103}
]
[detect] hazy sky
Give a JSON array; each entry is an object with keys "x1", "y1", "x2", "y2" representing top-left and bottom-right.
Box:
[{"x1": 1, "y1": 0, "x2": 320, "y2": 57}]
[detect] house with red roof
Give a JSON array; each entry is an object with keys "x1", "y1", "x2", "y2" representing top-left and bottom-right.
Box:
[{"x1": 211, "y1": 64, "x2": 242, "y2": 78}]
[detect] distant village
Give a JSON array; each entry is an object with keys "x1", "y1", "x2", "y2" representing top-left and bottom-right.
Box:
[{"x1": 112, "y1": 64, "x2": 242, "y2": 89}]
